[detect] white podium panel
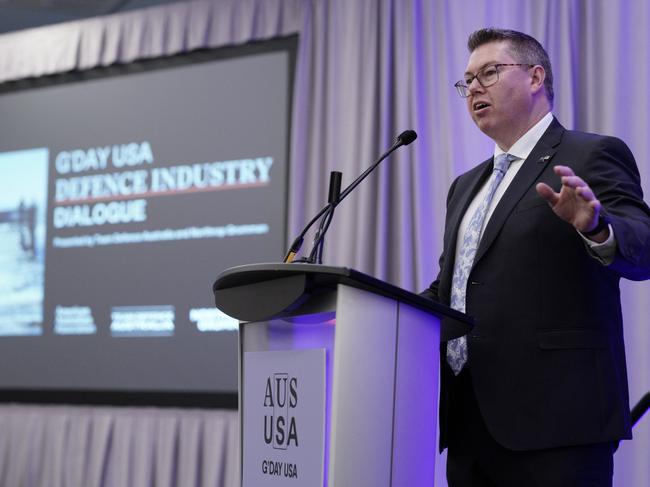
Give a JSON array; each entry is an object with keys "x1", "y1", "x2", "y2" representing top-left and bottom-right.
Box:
[{"x1": 239, "y1": 284, "x2": 440, "y2": 487}]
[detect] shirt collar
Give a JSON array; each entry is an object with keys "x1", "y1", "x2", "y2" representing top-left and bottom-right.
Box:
[{"x1": 494, "y1": 112, "x2": 554, "y2": 161}]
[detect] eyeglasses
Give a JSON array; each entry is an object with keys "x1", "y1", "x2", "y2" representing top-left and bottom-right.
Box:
[{"x1": 454, "y1": 63, "x2": 534, "y2": 97}]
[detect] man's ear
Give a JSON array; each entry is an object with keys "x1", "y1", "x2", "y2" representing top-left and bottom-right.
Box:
[{"x1": 530, "y1": 65, "x2": 546, "y2": 95}]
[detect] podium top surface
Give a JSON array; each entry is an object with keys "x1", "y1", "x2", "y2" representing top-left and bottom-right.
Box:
[{"x1": 213, "y1": 263, "x2": 472, "y2": 333}]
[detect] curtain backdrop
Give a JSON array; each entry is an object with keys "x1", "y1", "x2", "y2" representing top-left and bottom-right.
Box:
[
  {"x1": 0, "y1": 1, "x2": 648, "y2": 486},
  {"x1": 0, "y1": 405, "x2": 238, "y2": 487}
]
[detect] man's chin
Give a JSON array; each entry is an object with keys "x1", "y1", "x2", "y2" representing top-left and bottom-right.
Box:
[{"x1": 474, "y1": 117, "x2": 496, "y2": 136}]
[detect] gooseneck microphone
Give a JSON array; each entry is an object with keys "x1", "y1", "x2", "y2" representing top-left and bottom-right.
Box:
[{"x1": 283, "y1": 130, "x2": 417, "y2": 263}]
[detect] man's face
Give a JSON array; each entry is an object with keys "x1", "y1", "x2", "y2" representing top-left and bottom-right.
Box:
[{"x1": 463, "y1": 41, "x2": 535, "y2": 148}]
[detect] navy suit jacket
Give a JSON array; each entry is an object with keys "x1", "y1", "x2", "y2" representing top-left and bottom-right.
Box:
[{"x1": 423, "y1": 118, "x2": 650, "y2": 451}]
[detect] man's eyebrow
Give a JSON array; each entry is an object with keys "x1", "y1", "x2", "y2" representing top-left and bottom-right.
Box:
[{"x1": 464, "y1": 61, "x2": 498, "y2": 76}]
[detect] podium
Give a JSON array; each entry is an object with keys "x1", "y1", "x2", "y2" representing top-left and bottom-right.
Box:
[{"x1": 213, "y1": 263, "x2": 471, "y2": 487}]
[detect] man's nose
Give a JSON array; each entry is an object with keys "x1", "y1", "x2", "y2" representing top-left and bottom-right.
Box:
[{"x1": 468, "y1": 76, "x2": 484, "y2": 94}]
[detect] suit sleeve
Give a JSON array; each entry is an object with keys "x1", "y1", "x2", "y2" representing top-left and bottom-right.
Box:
[{"x1": 584, "y1": 136, "x2": 650, "y2": 280}]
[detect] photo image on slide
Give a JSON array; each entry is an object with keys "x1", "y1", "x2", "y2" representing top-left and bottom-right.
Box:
[{"x1": 0, "y1": 148, "x2": 49, "y2": 336}]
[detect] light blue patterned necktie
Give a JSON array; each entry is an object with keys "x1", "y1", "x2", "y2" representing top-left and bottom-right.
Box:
[{"x1": 446, "y1": 153, "x2": 514, "y2": 375}]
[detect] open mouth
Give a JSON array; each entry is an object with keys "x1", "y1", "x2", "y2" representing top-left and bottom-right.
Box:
[{"x1": 473, "y1": 101, "x2": 491, "y2": 112}]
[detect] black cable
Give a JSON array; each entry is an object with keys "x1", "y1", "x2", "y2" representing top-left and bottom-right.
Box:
[{"x1": 631, "y1": 391, "x2": 650, "y2": 427}]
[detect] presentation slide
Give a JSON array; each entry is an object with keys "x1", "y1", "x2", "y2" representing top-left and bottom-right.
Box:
[{"x1": 0, "y1": 39, "x2": 293, "y2": 396}]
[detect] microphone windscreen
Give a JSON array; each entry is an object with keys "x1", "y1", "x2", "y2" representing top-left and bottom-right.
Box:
[{"x1": 397, "y1": 130, "x2": 417, "y2": 146}]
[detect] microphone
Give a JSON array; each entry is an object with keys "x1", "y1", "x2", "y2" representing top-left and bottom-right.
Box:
[
  {"x1": 283, "y1": 130, "x2": 417, "y2": 263},
  {"x1": 397, "y1": 129, "x2": 417, "y2": 146}
]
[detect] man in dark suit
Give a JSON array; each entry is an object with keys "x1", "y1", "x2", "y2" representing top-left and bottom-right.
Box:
[{"x1": 422, "y1": 28, "x2": 650, "y2": 486}]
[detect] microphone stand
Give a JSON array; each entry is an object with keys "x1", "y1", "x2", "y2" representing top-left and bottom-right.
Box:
[
  {"x1": 308, "y1": 171, "x2": 341, "y2": 264},
  {"x1": 283, "y1": 130, "x2": 417, "y2": 263}
]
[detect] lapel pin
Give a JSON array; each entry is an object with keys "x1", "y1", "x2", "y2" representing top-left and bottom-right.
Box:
[{"x1": 538, "y1": 155, "x2": 552, "y2": 163}]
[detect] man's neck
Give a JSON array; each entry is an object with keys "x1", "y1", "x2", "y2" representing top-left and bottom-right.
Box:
[
  {"x1": 495, "y1": 112, "x2": 554, "y2": 161},
  {"x1": 496, "y1": 106, "x2": 552, "y2": 151}
]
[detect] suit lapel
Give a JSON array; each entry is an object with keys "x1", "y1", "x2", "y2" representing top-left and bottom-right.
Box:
[
  {"x1": 447, "y1": 160, "x2": 492, "y2": 250},
  {"x1": 472, "y1": 118, "x2": 565, "y2": 267},
  {"x1": 439, "y1": 158, "x2": 493, "y2": 296}
]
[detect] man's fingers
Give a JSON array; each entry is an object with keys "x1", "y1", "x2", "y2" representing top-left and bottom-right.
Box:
[
  {"x1": 553, "y1": 165, "x2": 575, "y2": 177},
  {"x1": 589, "y1": 198, "x2": 602, "y2": 212},
  {"x1": 547, "y1": 164, "x2": 601, "y2": 207},
  {"x1": 561, "y1": 175, "x2": 588, "y2": 189},
  {"x1": 555, "y1": 165, "x2": 594, "y2": 196},
  {"x1": 575, "y1": 185, "x2": 596, "y2": 201},
  {"x1": 536, "y1": 182, "x2": 559, "y2": 205}
]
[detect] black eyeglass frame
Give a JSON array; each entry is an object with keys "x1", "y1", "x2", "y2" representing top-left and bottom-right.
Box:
[{"x1": 454, "y1": 63, "x2": 535, "y2": 98}]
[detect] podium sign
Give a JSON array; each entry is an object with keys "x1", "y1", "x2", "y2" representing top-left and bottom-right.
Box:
[{"x1": 242, "y1": 349, "x2": 326, "y2": 486}]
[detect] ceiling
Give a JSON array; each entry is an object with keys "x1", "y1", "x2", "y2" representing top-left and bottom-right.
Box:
[{"x1": 0, "y1": 0, "x2": 179, "y2": 34}]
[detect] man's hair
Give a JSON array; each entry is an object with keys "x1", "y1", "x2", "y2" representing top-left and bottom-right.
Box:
[{"x1": 467, "y1": 28, "x2": 554, "y2": 105}]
